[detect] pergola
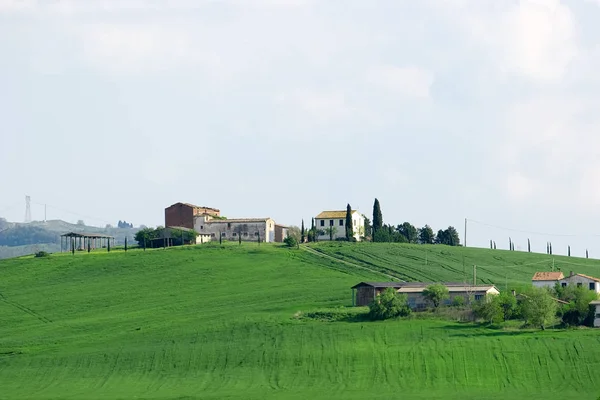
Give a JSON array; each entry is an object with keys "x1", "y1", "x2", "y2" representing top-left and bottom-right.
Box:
[{"x1": 60, "y1": 232, "x2": 115, "y2": 252}]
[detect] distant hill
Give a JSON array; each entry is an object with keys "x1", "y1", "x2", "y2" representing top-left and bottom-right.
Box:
[{"x1": 0, "y1": 218, "x2": 141, "y2": 259}]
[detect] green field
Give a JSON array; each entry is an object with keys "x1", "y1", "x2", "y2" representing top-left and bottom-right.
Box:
[{"x1": 2, "y1": 243, "x2": 600, "y2": 399}]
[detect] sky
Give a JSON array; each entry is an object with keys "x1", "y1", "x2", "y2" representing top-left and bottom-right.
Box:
[{"x1": 2, "y1": 0, "x2": 600, "y2": 257}]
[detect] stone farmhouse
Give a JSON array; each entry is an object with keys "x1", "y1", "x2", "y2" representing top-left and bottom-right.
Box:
[
  {"x1": 351, "y1": 281, "x2": 499, "y2": 309},
  {"x1": 164, "y1": 202, "x2": 288, "y2": 243},
  {"x1": 315, "y1": 210, "x2": 365, "y2": 241},
  {"x1": 531, "y1": 271, "x2": 600, "y2": 293}
]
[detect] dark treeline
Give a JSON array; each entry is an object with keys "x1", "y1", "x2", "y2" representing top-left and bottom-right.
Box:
[
  {"x1": 370, "y1": 198, "x2": 460, "y2": 245},
  {"x1": 117, "y1": 220, "x2": 134, "y2": 228},
  {"x1": 0, "y1": 225, "x2": 58, "y2": 247}
]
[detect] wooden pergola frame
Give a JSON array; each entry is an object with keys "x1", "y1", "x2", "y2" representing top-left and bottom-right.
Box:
[{"x1": 60, "y1": 232, "x2": 115, "y2": 252}]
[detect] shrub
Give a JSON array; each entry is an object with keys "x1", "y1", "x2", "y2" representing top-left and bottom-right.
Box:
[
  {"x1": 34, "y1": 251, "x2": 50, "y2": 258},
  {"x1": 283, "y1": 235, "x2": 298, "y2": 248},
  {"x1": 368, "y1": 288, "x2": 411, "y2": 320},
  {"x1": 520, "y1": 287, "x2": 558, "y2": 330},
  {"x1": 452, "y1": 296, "x2": 465, "y2": 307},
  {"x1": 474, "y1": 298, "x2": 503, "y2": 324},
  {"x1": 423, "y1": 284, "x2": 449, "y2": 308}
]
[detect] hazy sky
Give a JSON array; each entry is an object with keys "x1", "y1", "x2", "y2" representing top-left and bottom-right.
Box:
[{"x1": 2, "y1": 0, "x2": 600, "y2": 257}]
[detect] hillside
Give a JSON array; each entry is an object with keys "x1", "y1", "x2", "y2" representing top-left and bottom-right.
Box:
[
  {"x1": 308, "y1": 242, "x2": 600, "y2": 289},
  {"x1": 0, "y1": 219, "x2": 139, "y2": 259},
  {"x1": 1, "y1": 243, "x2": 600, "y2": 399}
]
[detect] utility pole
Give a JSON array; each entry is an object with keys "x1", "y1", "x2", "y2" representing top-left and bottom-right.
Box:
[{"x1": 473, "y1": 264, "x2": 477, "y2": 286}]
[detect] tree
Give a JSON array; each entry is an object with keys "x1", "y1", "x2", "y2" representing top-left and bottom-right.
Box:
[
  {"x1": 497, "y1": 292, "x2": 517, "y2": 321},
  {"x1": 325, "y1": 226, "x2": 338, "y2": 241},
  {"x1": 521, "y1": 287, "x2": 558, "y2": 330},
  {"x1": 423, "y1": 284, "x2": 449, "y2": 308},
  {"x1": 493, "y1": 241, "x2": 496, "y2": 250},
  {"x1": 528, "y1": 238, "x2": 531, "y2": 253},
  {"x1": 307, "y1": 218, "x2": 316, "y2": 243},
  {"x1": 368, "y1": 288, "x2": 411, "y2": 320},
  {"x1": 287, "y1": 226, "x2": 301, "y2": 244},
  {"x1": 372, "y1": 198, "x2": 383, "y2": 240},
  {"x1": 418, "y1": 225, "x2": 435, "y2": 244},
  {"x1": 568, "y1": 245, "x2": 571, "y2": 257},
  {"x1": 345, "y1": 204, "x2": 353, "y2": 241},
  {"x1": 435, "y1": 229, "x2": 447, "y2": 245},
  {"x1": 556, "y1": 284, "x2": 597, "y2": 327},
  {"x1": 284, "y1": 235, "x2": 298, "y2": 248},
  {"x1": 364, "y1": 216, "x2": 372, "y2": 240},
  {"x1": 587, "y1": 249, "x2": 589, "y2": 259},
  {"x1": 397, "y1": 222, "x2": 418, "y2": 243},
  {"x1": 474, "y1": 298, "x2": 503, "y2": 324},
  {"x1": 301, "y1": 219, "x2": 305, "y2": 244}
]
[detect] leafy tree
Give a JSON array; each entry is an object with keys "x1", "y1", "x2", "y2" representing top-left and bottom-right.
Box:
[
  {"x1": 345, "y1": 204, "x2": 353, "y2": 240},
  {"x1": 397, "y1": 222, "x2": 418, "y2": 243},
  {"x1": 556, "y1": 284, "x2": 597, "y2": 326},
  {"x1": 368, "y1": 288, "x2": 411, "y2": 320},
  {"x1": 284, "y1": 235, "x2": 298, "y2": 248},
  {"x1": 364, "y1": 216, "x2": 372, "y2": 240},
  {"x1": 452, "y1": 296, "x2": 465, "y2": 307},
  {"x1": 325, "y1": 226, "x2": 338, "y2": 241},
  {"x1": 497, "y1": 292, "x2": 517, "y2": 321},
  {"x1": 521, "y1": 287, "x2": 558, "y2": 330},
  {"x1": 372, "y1": 198, "x2": 383, "y2": 241},
  {"x1": 287, "y1": 226, "x2": 301, "y2": 244},
  {"x1": 301, "y1": 219, "x2": 305, "y2": 244},
  {"x1": 418, "y1": 225, "x2": 435, "y2": 244},
  {"x1": 423, "y1": 283, "x2": 449, "y2": 308},
  {"x1": 474, "y1": 298, "x2": 503, "y2": 324}
]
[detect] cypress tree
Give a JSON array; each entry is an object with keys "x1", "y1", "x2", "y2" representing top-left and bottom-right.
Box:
[
  {"x1": 493, "y1": 241, "x2": 496, "y2": 250},
  {"x1": 550, "y1": 242, "x2": 553, "y2": 255},
  {"x1": 311, "y1": 218, "x2": 315, "y2": 242},
  {"x1": 490, "y1": 240, "x2": 493, "y2": 249},
  {"x1": 372, "y1": 198, "x2": 383, "y2": 241},
  {"x1": 509, "y1": 237, "x2": 512, "y2": 251},
  {"x1": 587, "y1": 249, "x2": 589, "y2": 259},
  {"x1": 301, "y1": 219, "x2": 305, "y2": 244},
  {"x1": 568, "y1": 245, "x2": 571, "y2": 257},
  {"x1": 527, "y1": 238, "x2": 530, "y2": 253},
  {"x1": 125, "y1": 237, "x2": 128, "y2": 252},
  {"x1": 345, "y1": 204, "x2": 353, "y2": 241}
]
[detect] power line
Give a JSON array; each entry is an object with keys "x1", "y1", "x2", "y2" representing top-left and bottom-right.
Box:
[
  {"x1": 467, "y1": 218, "x2": 600, "y2": 237},
  {"x1": 31, "y1": 201, "x2": 112, "y2": 225}
]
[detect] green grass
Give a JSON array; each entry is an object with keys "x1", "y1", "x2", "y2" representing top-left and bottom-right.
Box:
[
  {"x1": 309, "y1": 241, "x2": 600, "y2": 290},
  {"x1": 2, "y1": 242, "x2": 600, "y2": 399}
]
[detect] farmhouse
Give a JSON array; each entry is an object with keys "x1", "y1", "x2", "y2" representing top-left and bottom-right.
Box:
[
  {"x1": 315, "y1": 210, "x2": 365, "y2": 241},
  {"x1": 165, "y1": 202, "x2": 220, "y2": 230},
  {"x1": 559, "y1": 272, "x2": 600, "y2": 293},
  {"x1": 194, "y1": 215, "x2": 278, "y2": 243},
  {"x1": 351, "y1": 282, "x2": 500, "y2": 309},
  {"x1": 590, "y1": 300, "x2": 600, "y2": 327},
  {"x1": 532, "y1": 272, "x2": 564, "y2": 289}
]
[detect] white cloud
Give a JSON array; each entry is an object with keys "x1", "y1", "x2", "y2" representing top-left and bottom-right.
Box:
[
  {"x1": 366, "y1": 65, "x2": 434, "y2": 98},
  {"x1": 433, "y1": 0, "x2": 579, "y2": 82},
  {"x1": 275, "y1": 89, "x2": 351, "y2": 121}
]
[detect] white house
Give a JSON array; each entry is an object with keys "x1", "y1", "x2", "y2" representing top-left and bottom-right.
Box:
[
  {"x1": 590, "y1": 300, "x2": 600, "y2": 327},
  {"x1": 315, "y1": 210, "x2": 365, "y2": 241},
  {"x1": 194, "y1": 215, "x2": 278, "y2": 243},
  {"x1": 559, "y1": 272, "x2": 600, "y2": 293},
  {"x1": 531, "y1": 272, "x2": 564, "y2": 289}
]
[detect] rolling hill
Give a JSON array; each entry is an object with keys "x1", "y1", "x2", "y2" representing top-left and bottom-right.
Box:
[{"x1": 1, "y1": 242, "x2": 600, "y2": 399}]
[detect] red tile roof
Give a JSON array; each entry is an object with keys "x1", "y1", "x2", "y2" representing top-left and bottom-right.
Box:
[{"x1": 532, "y1": 272, "x2": 564, "y2": 281}]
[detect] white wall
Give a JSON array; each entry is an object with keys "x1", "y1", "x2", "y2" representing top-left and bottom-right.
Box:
[
  {"x1": 594, "y1": 304, "x2": 600, "y2": 328},
  {"x1": 194, "y1": 216, "x2": 272, "y2": 242},
  {"x1": 532, "y1": 280, "x2": 558, "y2": 289},
  {"x1": 559, "y1": 275, "x2": 600, "y2": 294},
  {"x1": 315, "y1": 211, "x2": 365, "y2": 241}
]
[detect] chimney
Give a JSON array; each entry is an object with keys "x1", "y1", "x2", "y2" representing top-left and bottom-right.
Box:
[
  {"x1": 570, "y1": 271, "x2": 574, "y2": 277},
  {"x1": 511, "y1": 290, "x2": 516, "y2": 297}
]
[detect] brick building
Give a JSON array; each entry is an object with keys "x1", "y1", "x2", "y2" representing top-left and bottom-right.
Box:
[{"x1": 165, "y1": 202, "x2": 220, "y2": 230}]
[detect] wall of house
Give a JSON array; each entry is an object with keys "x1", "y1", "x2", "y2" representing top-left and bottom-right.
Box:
[
  {"x1": 559, "y1": 275, "x2": 600, "y2": 293},
  {"x1": 194, "y1": 217, "x2": 276, "y2": 243},
  {"x1": 532, "y1": 280, "x2": 558, "y2": 289},
  {"x1": 165, "y1": 204, "x2": 195, "y2": 229},
  {"x1": 274, "y1": 225, "x2": 288, "y2": 243},
  {"x1": 356, "y1": 286, "x2": 377, "y2": 306},
  {"x1": 594, "y1": 305, "x2": 600, "y2": 328},
  {"x1": 316, "y1": 212, "x2": 365, "y2": 241},
  {"x1": 403, "y1": 291, "x2": 494, "y2": 310}
]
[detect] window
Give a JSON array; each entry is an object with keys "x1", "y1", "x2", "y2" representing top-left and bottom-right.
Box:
[
  {"x1": 591, "y1": 282, "x2": 596, "y2": 291},
  {"x1": 227, "y1": 223, "x2": 231, "y2": 229},
  {"x1": 596, "y1": 313, "x2": 600, "y2": 319},
  {"x1": 211, "y1": 233, "x2": 215, "y2": 237},
  {"x1": 200, "y1": 225, "x2": 204, "y2": 230},
  {"x1": 232, "y1": 232, "x2": 237, "y2": 237},
  {"x1": 577, "y1": 283, "x2": 583, "y2": 288},
  {"x1": 329, "y1": 220, "x2": 334, "y2": 226},
  {"x1": 255, "y1": 232, "x2": 259, "y2": 236},
  {"x1": 221, "y1": 232, "x2": 226, "y2": 237},
  {"x1": 320, "y1": 220, "x2": 324, "y2": 227},
  {"x1": 474, "y1": 294, "x2": 483, "y2": 301},
  {"x1": 561, "y1": 282, "x2": 567, "y2": 288},
  {"x1": 243, "y1": 232, "x2": 248, "y2": 237},
  {"x1": 339, "y1": 220, "x2": 344, "y2": 226}
]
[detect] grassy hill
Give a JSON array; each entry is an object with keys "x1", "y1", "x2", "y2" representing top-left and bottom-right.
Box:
[
  {"x1": 308, "y1": 242, "x2": 600, "y2": 290},
  {"x1": 1, "y1": 243, "x2": 600, "y2": 399}
]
